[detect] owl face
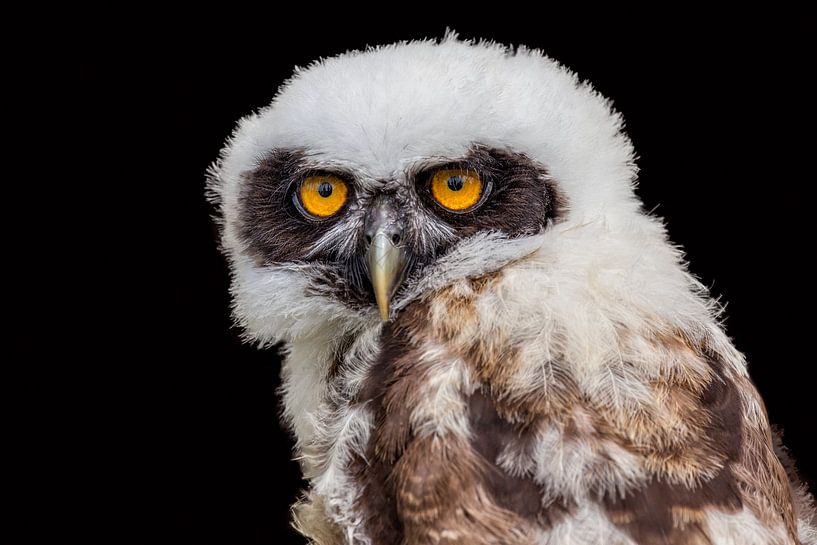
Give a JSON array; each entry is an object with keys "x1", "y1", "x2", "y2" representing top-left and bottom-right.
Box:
[
  {"x1": 211, "y1": 37, "x2": 639, "y2": 342},
  {"x1": 238, "y1": 144, "x2": 562, "y2": 319}
]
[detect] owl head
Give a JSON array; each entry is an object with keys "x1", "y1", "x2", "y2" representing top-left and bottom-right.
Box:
[{"x1": 209, "y1": 36, "x2": 690, "y2": 347}]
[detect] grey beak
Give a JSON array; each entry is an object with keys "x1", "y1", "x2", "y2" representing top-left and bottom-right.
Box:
[{"x1": 363, "y1": 200, "x2": 408, "y2": 321}]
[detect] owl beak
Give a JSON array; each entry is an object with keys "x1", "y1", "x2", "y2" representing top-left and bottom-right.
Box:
[
  {"x1": 365, "y1": 230, "x2": 408, "y2": 321},
  {"x1": 363, "y1": 199, "x2": 408, "y2": 321}
]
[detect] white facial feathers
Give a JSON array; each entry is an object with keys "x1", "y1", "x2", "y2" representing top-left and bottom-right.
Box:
[{"x1": 210, "y1": 36, "x2": 655, "y2": 344}]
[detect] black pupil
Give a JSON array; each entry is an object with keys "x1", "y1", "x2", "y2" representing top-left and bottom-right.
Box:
[
  {"x1": 317, "y1": 181, "x2": 333, "y2": 198},
  {"x1": 447, "y1": 176, "x2": 464, "y2": 191}
]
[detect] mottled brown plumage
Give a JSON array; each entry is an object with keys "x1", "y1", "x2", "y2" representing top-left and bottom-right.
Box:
[{"x1": 331, "y1": 279, "x2": 808, "y2": 545}]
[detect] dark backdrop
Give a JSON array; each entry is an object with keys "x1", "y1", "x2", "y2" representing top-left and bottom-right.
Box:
[{"x1": 55, "y1": 12, "x2": 816, "y2": 545}]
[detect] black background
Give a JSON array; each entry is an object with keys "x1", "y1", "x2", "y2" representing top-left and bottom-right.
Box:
[{"x1": 35, "y1": 11, "x2": 816, "y2": 545}]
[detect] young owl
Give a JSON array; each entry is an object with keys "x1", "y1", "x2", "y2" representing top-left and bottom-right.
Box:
[{"x1": 208, "y1": 37, "x2": 816, "y2": 545}]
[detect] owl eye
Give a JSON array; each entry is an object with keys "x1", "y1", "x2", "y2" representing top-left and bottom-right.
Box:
[
  {"x1": 297, "y1": 175, "x2": 349, "y2": 218},
  {"x1": 430, "y1": 169, "x2": 484, "y2": 212}
]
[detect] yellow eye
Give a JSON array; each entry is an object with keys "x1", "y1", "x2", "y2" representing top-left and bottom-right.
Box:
[
  {"x1": 299, "y1": 175, "x2": 349, "y2": 217},
  {"x1": 430, "y1": 169, "x2": 483, "y2": 211}
]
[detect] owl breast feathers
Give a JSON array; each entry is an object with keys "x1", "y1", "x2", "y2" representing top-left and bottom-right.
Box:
[{"x1": 208, "y1": 36, "x2": 816, "y2": 545}]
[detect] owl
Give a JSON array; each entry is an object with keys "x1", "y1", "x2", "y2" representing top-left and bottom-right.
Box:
[{"x1": 207, "y1": 37, "x2": 816, "y2": 545}]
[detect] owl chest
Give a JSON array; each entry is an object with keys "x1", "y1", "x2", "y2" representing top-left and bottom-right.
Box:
[
  {"x1": 325, "y1": 313, "x2": 757, "y2": 544},
  {"x1": 305, "y1": 277, "x2": 757, "y2": 545}
]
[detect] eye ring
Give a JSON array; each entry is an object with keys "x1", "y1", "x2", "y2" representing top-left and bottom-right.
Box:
[
  {"x1": 427, "y1": 168, "x2": 491, "y2": 214},
  {"x1": 294, "y1": 174, "x2": 350, "y2": 220}
]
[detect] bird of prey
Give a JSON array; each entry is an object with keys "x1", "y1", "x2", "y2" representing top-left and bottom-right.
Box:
[{"x1": 208, "y1": 36, "x2": 816, "y2": 545}]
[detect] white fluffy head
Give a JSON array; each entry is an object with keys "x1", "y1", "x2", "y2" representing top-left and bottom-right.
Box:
[{"x1": 209, "y1": 36, "x2": 695, "y2": 345}]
